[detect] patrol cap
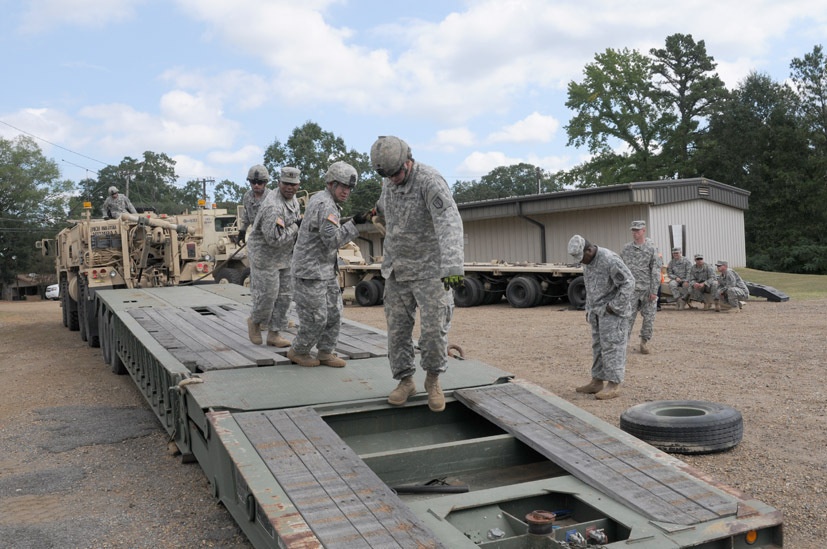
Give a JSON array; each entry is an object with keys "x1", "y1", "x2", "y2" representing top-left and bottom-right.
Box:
[
  {"x1": 694, "y1": 254, "x2": 704, "y2": 260},
  {"x1": 715, "y1": 260, "x2": 728, "y2": 267},
  {"x1": 108, "y1": 186, "x2": 119, "y2": 195},
  {"x1": 568, "y1": 234, "x2": 586, "y2": 262},
  {"x1": 630, "y1": 220, "x2": 646, "y2": 230},
  {"x1": 280, "y1": 167, "x2": 300, "y2": 184},
  {"x1": 671, "y1": 247, "x2": 681, "y2": 253}
]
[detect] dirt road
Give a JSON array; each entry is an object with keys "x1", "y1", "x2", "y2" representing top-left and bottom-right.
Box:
[{"x1": 1, "y1": 298, "x2": 824, "y2": 547}]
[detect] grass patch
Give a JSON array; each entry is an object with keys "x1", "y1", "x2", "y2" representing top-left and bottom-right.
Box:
[{"x1": 737, "y1": 268, "x2": 827, "y2": 301}]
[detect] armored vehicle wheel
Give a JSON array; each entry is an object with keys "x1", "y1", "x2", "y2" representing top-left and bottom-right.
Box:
[
  {"x1": 567, "y1": 276, "x2": 586, "y2": 309},
  {"x1": 620, "y1": 400, "x2": 743, "y2": 454},
  {"x1": 60, "y1": 278, "x2": 69, "y2": 328},
  {"x1": 214, "y1": 267, "x2": 243, "y2": 285},
  {"x1": 355, "y1": 279, "x2": 381, "y2": 306},
  {"x1": 506, "y1": 276, "x2": 542, "y2": 308},
  {"x1": 454, "y1": 277, "x2": 484, "y2": 307}
]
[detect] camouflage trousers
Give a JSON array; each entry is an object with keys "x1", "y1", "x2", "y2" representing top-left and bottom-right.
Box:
[
  {"x1": 668, "y1": 280, "x2": 690, "y2": 300},
  {"x1": 589, "y1": 312, "x2": 628, "y2": 384},
  {"x1": 291, "y1": 277, "x2": 342, "y2": 355},
  {"x1": 717, "y1": 286, "x2": 748, "y2": 307},
  {"x1": 384, "y1": 274, "x2": 454, "y2": 380},
  {"x1": 249, "y1": 265, "x2": 292, "y2": 331},
  {"x1": 627, "y1": 289, "x2": 657, "y2": 342},
  {"x1": 689, "y1": 281, "x2": 718, "y2": 304}
]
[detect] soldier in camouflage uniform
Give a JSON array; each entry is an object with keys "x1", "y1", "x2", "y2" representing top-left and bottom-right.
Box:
[
  {"x1": 621, "y1": 220, "x2": 661, "y2": 354},
  {"x1": 714, "y1": 260, "x2": 749, "y2": 311},
  {"x1": 370, "y1": 136, "x2": 464, "y2": 413},
  {"x1": 688, "y1": 254, "x2": 718, "y2": 309},
  {"x1": 245, "y1": 167, "x2": 302, "y2": 347},
  {"x1": 287, "y1": 162, "x2": 361, "y2": 368},
  {"x1": 238, "y1": 164, "x2": 271, "y2": 248},
  {"x1": 667, "y1": 247, "x2": 693, "y2": 309},
  {"x1": 568, "y1": 235, "x2": 635, "y2": 400},
  {"x1": 101, "y1": 186, "x2": 137, "y2": 218}
]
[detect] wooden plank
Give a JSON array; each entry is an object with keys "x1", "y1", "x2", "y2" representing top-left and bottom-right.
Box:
[
  {"x1": 455, "y1": 384, "x2": 736, "y2": 526},
  {"x1": 235, "y1": 409, "x2": 444, "y2": 549},
  {"x1": 186, "y1": 307, "x2": 287, "y2": 366}
]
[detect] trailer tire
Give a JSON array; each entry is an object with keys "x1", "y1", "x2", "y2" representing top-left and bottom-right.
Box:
[
  {"x1": 620, "y1": 400, "x2": 743, "y2": 454},
  {"x1": 567, "y1": 276, "x2": 586, "y2": 309},
  {"x1": 108, "y1": 315, "x2": 127, "y2": 375},
  {"x1": 370, "y1": 278, "x2": 385, "y2": 305},
  {"x1": 355, "y1": 279, "x2": 381, "y2": 306},
  {"x1": 454, "y1": 277, "x2": 484, "y2": 307},
  {"x1": 506, "y1": 276, "x2": 542, "y2": 308}
]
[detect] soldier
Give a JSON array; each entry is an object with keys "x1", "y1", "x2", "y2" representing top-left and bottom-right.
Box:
[
  {"x1": 370, "y1": 136, "x2": 464, "y2": 413},
  {"x1": 621, "y1": 220, "x2": 660, "y2": 354},
  {"x1": 244, "y1": 167, "x2": 302, "y2": 346},
  {"x1": 238, "y1": 164, "x2": 271, "y2": 247},
  {"x1": 714, "y1": 260, "x2": 749, "y2": 311},
  {"x1": 287, "y1": 161, "x2": 361, "y2": 368},
  {"x1": 667, "y1": 247, "x2": 693, "y2": 309},
  {"x1": 101, "y1": 186, "x2": 137, "y2": 218},
  {"x1": 688, "y1": 253, "x2": 718, "y2": 309},
  {"x1": 568, "y1": 235, "x2": 635, "y2": 400}
]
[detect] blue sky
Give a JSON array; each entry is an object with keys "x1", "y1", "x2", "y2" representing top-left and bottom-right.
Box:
[{"x1": 2, "y1": 0, "x2": 825, "y2": 197}]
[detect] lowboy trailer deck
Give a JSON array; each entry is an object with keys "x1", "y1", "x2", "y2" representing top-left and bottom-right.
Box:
[{"x1": 92, "y1": 284, "x2": 782, "y2": 548}]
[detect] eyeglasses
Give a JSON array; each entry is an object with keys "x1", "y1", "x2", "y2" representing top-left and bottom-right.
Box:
[{"x1": 249, "y1": 180, "x2": 266, "y2": 186}]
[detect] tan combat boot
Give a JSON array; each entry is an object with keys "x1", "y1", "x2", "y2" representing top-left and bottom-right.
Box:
[
  {"x1": 676, "y1": 298, "x2": 685, "y2": 310},
  {"x1": 714, "y1": 300, "x2": 721, "y2": 312},
  {"x1": 424, "y1": 372, "x2": 446, "y2": 412},
  {"x1": 317, "y1": 351, "x2": 346, "y2": 368},
  {"x1": 287, "y1": 348, "x2": 320, "y2": 367},
  {"x1": 595, "y1": 382, "x2": 621, "y2": 400},
  {"x1": 247, "y1": 317, "x2": 262, "y2": 345},
  {"x1": 575, "y1": 378, "x2": 604, "y2": 394},
  {"x1": 388, "y1": 376, "x2": 416, "y2": 406},
  {"x1": 266, "y1": 331, "x2": 291, "y2": 348},
  {"x1": 640, "y1": 338, "x2": 650, "y2": 354},
  {"x1": 685, "y1": 299, "x2": 696, "y2": 309}
]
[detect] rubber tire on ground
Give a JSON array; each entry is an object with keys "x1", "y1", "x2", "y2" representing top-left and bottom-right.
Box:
[
  {"x1": 107, "y1": 314, "x2": 127, "y2": 375},
  {"x1": 567, "y1": 276, "x2": 586, "y2": 309},
  {"x1": 60, "y1": 278, "x2": 69, "y2": 328},
  {"x1": 482, "y1": 288, "x2": 502, "y2": 305},
  {"x1": 241, "y1": 267, "x2": 252, "y2": 288},
  {"x1": 355, "y1": 279, "x2": 381, "y2": 306},
  {"x1": 505, "y1": 276, "x2": 542, "y2": 308},
  {"x1": 454, "y1": 277, "x2": 484, "y2": 307},
  {"x1": 214, "y1": 267, "x2": 243, "y2": 285},
  {"x1": 370, "y1": 278, "x2": 385, "y2": 305},
  {"x1": 620, "y1": 400, "x2": 743, "y2": 454}
]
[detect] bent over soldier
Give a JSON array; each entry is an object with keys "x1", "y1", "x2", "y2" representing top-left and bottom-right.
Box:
[
  {"x1": 245, "y1": 167, "x2": 302, "y2": 346},
  {"x1": 287, "y1": 162, "x2": 361, "y2": 368},
  {"x1": 370, "y1": 136, "x2": 464, "y2": 413}
]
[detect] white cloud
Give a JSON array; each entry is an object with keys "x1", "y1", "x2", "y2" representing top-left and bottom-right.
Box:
[
  {"x1": 18, "y1": 0, "x2": 142, "y2": 33},
  {"x1": 488, "y1": 113, "x2": 559, "y2": 144},
  {"x1": 432, "y1": 128, "x2": 476, "y2": 151},
  {"x1": 456, "y1": 151, "x2": 520, "y2": 179}
]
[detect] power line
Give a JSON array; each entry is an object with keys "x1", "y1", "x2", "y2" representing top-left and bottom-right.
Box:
[{"x1": 0, "y1": 119, "x2": 110, "y2": 166}]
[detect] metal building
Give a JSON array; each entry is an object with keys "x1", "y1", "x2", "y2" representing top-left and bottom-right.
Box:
[{"x1": 356, "y1": 177, "x2": 749, "y2": 268}]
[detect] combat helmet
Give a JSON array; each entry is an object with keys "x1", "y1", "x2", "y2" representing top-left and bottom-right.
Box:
[
  {"x1": 247, "y1": 164, "x2": 270, "y2": 182},
  {"x1": 325, "y1": 161, "x2": 358, "y2": 188},
  {"x1": 370, "y1": 136, "x2": 411, "y2": 177}
]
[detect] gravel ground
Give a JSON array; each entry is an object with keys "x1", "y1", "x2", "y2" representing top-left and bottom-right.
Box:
[{"x1": 1, "y1": 297, "x2": 824, "y2": 548}]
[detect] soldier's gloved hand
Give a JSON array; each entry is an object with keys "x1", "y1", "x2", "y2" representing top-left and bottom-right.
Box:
[
  {"x1": 352, "y1": 211, "x2": 370, "y2": 224},
  {"x1": 238, "y1": 229, "x2": 246, "y2": 244},
  {"x1": 442, "y1": 275, "x2": 464, "y2": 290},
  {"x1": 295, "y1": 216, "x2": 302, "y2": 228}
]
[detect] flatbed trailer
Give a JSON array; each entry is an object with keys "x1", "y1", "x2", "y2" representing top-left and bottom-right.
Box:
[{"x1": 91, "y1": 284, "x2": 782, "y2": 548}]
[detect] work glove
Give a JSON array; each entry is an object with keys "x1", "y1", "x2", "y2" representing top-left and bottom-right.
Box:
[
  {"x1": 352, "y1": 211, "x2": 370, "y2": 224},
  {"x1": 442, "y1": 275, "x2": 464, "y2": 290},
  {"x1": 237, "y1": 228, "x2": 246, "y2": 244}
]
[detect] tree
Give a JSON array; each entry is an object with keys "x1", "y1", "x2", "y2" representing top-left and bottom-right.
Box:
[
  {"x1": 565, "y1": 47, "x2": 674, "y2": 184},
  {"x1": 264, "y1": 121, "x2": 382, "y2": 215},
  {"x1": 790, "y1": 45, "x2": 827, "y2": 158},
  {"x1": 650, "y1": 33, "x2": 728, "y2": 177},
  {"x1": 213, "y1": 178, "x2": 245, "y2": 212},
  {"x1": 89, "y1": 152, "x2": 183, "y2": 214},
  {"x1": 0, "y1": 136, "x2": 71, "y2": 283},
  {"x1": 453, "y1": 164, "x2": 561, "y2": 203}
]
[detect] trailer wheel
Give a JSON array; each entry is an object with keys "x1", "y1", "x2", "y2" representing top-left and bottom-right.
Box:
[
  {"x1": 107, "y1": 315, "x2": 127, "y2": 375},
  {"x1": 567, "y1": 276, "x2": 586, "y2": 309},
  {"x1": 355, "y1": 279, "x2": 381, "y2": 306},
  {"x1": 620, "y1": 400, "x2": 743, "y2": 454},
  {"x1": 506, "y1": 276, "x2": 542, "y2": 308},
  {"x1": 370, "y1": 278, "x2": 385, "y2": 305},
  {"x1": 454, "y1": 277, "x2": 484, "y2": 307},
  {"x1": 482, "y1": 288, "x2": 502, "y2": 305}
]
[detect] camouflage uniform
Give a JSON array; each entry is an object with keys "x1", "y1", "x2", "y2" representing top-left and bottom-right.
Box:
[
  {"x1": 239, "y1": 187, "x2": 270, "y2": 262},
  {"x1": 716, "y1": 267, "x2": 749, "y2": 307},
  {"x1": 583, "y1": 246, "x2": 635, "y2": 383},
  {"x1": 667, "y1": 254, "x2": 693, "y2": 301},
  {"x1": 290, "y1": 188, "x2": 359, "y2": 355},
  {"x1": 621, "y1": 237, "x2": 660, "y2": 342},
  {"x1": 101, "y1": 194, "x2": 137, "y2": 218},
  {"x1": 246, "y1": 191, "x2": 301, "y2": 332},
  {"x1": 688, "y1": 260, "x2": 718, "y2": 304},
  {"x1": 378, "y1": 162, "x2": 464, "y2": 380}
]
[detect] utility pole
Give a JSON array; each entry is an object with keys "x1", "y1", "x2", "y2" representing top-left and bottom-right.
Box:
[
  {"x1": 194, "y1": 178, "x2": 216, "y2": 206},
  {"x1": 536, "y1": 166, "x2": 542, "y2": 194}
]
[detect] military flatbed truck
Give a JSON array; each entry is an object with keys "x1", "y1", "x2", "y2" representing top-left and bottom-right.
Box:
[{"x1": 82, "y1": 283, "x2": 782, "y2": 548}]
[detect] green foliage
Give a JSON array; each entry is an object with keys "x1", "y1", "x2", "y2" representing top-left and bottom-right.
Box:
[
  {"x1": 0, "y1": 136, "x2": 70, "y2": 283},
  {"x1": 453, "y1": 163, "x2": 561, "y2": 203}
]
